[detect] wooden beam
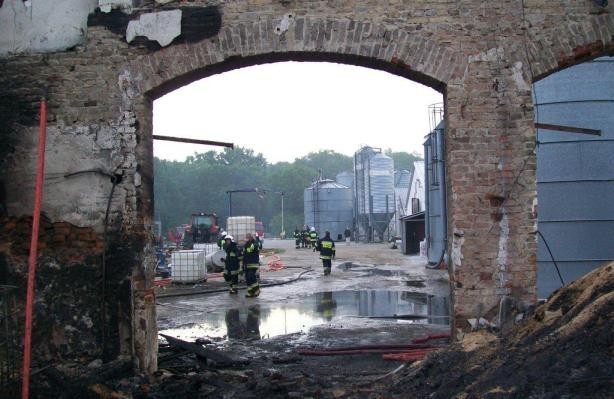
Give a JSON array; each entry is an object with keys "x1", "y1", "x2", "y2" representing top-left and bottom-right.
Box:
[
  {"x1": 535, "y1": 123, "x2": 601, "y2": 136},
  {"x1": 153, "y1": 135, "x2": 234, "y2": 148}
]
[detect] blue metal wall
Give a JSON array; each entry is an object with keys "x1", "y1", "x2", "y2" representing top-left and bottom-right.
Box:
[
  {"x1": 424, "y1": 121, "x2": 446, "y2": 265},
  {"x1": 535, "y1": 56, "x2": 614, "y2": 298}
]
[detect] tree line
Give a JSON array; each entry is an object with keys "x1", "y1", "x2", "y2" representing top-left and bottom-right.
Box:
[{"x1": 154, "y1": 147, "x2": 421, "y2": 238}]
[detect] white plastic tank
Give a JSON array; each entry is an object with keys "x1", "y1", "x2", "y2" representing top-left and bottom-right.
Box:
[
  {"x1": 227, "y1": 216, "x2": 256, "y2": 243},
  {"x1": 205, "y1": 250, "x2": 226, "y2": 272},
  {"x1": 171, "y1": 250, "x2": 207, "y2": 282}
]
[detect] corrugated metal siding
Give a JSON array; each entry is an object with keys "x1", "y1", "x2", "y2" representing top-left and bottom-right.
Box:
[
  {"x1": 535, "y1": 56, "x2": 614, "y2": 298},
  {"x1": 424, "y1": 122, "x2": 446, "y2": 265},
  {"x1": 354, "y1": 147, "x2": 395, "y2": 240},
  {"x1": 304, "y1": 180, "x2": 353, "y2": 239}
]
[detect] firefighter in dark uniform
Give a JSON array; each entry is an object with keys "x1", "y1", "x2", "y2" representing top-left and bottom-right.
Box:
[
  {"x1": 221, "y1": 235, "x2": 240, "y2": 294},
  {"x1": 217, "y1": 230, "x2": 228, "y2": 250},
  {"x1": 301, "y1": 225, "x2": 310, "y2": 248},
  {"x1": 243, "y1": 233, "x2": 261, "y2": 297},
  {"x1": 309, "y1": 227, "x2": 319, "y2": 252},
  {"x1": 293, "y1": 228, "x2": 301, "y2": 249},
  {"x1": 316, "y1": 231, "x2": 335, "y2": 276}
]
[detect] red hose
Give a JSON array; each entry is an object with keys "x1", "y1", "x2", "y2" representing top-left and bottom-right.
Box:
[
  {"x1": 382, "y1": 348, "x2": 438, "y2": 361},
  {"x1": 411, "y1": 332, "x2": 451, "y2": 344},
  {"x1": 298, "y1": 332, "x2": 450, "y2": 357},
  {"x1": 298, "y1": 347, "x2": 436, "y2": 356},
  {"x1": 22, "y1": 94, "x2": 47, "y2": 399},
  {"x1": 262, "y1": 253, "x2": 285, "y2": 272}
]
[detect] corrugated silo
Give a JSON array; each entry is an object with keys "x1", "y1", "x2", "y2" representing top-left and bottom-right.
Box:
[
  {"x1": 353, "y1": 147, "x2": 395, "y2": 242},
  {"x1": 336, "y1": 171, "x2": 354, "y2": 189},
  {"x1": 534, "y1": 56, "x2": 614, "y2": 298},
  {"x1": 304, "y1": 179, "x2": 353, "y2": 240}
]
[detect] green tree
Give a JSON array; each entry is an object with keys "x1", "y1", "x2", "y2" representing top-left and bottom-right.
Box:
[
  {"x1": 154, "y1": 147, "x2": 418, "y2": 240},
  {"x1": 384, "y1": 149, "x2": 423, "y2": 172}
]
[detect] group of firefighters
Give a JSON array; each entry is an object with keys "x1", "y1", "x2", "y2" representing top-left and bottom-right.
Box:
[
  {"x1": 293, "y1": 226, "x2": 319, "y2": 250},
  {"x1": 218, "y1": 225, "x2": 337, "y2": 296},
  {"x1": 293, "y1": 225, "x2": 337, "y2": 275},
  {"x1": 217, "y1": 230, "x2": 263, "y2": 297}
]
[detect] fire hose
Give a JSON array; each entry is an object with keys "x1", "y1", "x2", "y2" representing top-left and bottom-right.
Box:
[{"x1": 298, "y1": 332, "x2": 450, "y2": 362}]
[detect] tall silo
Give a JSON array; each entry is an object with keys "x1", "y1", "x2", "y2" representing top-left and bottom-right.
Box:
[
  {"x1": 534, "y1": 56, "x2": 614, "y2": 298},
  {"x1": 336, "y1": 171, "x2": 354, "y2": 190},
  {"x1": 304, "y1": 179, "x2": 353, "y2": 240},
  {"x1": 353, "y1": 147, "x2": 395, "y2": 242}
]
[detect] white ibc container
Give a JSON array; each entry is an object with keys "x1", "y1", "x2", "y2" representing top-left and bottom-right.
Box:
[
  {"x1": 193, "y1": 243, "x2": 217, "y2": 253},
  {"x1": 171, "y1": 250, "x2": 207, "y2": 283},
  {"x1": 227, "y1": 216, "x2": 256, "y2": 242}
]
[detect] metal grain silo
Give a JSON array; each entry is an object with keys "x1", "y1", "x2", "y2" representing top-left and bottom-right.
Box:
[
  {"x1": 336, "y1": 171, "x2": 354, "y2": 190},
  {"x1": 353, "y1": 147, "x2": 395, "y2": 242},
  {"x1": 304, "y1": 179, "x2": 353, "y2": 240},
  {"x1": 535, "y1": 56, "x2": 614, "y2": 298}
]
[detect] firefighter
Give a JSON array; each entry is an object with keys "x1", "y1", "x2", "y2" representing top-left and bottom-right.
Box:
[
  {"x1": 309, "y1": 227, "x2": 319, "y2": 252},
  {"x1": 301, "y1": 225, "x2": 310, "y2": 248},
  {"x1": 217, "y1": 230, "x2": 228, "y2": 250},
  {"x1": 221, "y1": 235, "x2": 241, "y2": 294},
  {"x1": 316, "y1": 231, "x2": 335, "y2": 276},
  {"x1": 243, "y1": 233, "x2": 261, "y2": 297},
  {"x1": 255, "y1": 234, "x2": 263, "y2": 250},
  {"x1": 293, "y1": 228, "x2": 301, "y2": 249}
]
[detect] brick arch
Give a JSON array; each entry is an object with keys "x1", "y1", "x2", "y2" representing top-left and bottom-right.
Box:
[
  {"x1": 125, "y1": 18, "x2": 465, "y2": 99},
  {"x1": 526, "y1": 14, "x2": 614, "y2": 82}
]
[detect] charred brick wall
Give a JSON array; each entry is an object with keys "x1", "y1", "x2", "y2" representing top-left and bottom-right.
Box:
[{"x1": 0, "y1": 0, "x2": 612, "y2": 372}]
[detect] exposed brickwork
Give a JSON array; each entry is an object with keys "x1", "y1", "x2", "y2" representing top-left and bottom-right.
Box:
[{"x1": 0, "y1": 0, "x2": 612, "y2": 372}]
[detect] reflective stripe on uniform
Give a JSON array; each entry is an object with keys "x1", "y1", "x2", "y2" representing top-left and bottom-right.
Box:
[{"x1": 246, "y1": 263, "x2": 259, "y2": 269}]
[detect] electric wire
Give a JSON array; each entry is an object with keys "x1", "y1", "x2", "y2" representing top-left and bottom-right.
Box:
[{"x1": 536, "y1": 230, "x2": 565, "y2": 286}]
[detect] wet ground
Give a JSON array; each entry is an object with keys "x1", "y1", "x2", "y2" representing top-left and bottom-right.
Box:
[
  {"x1": 143, "y1": 240, "x2": 453, "y2": 398},
  {"x1": 156, "y1": 239, "x2": 450, "y2": 347}
]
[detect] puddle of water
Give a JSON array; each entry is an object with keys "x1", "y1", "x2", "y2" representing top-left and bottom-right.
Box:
[
  {"x1": 338, "y1": 262, "x2": 408, "y2": 277},
  {"x1": 159, "y1": 290, "x2": 450, "y2": 342}
]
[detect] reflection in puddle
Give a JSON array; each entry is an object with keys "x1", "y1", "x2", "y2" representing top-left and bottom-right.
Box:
[
  {"x1": 159, "y1": 290, "x2": 449, "y2": 342},
  {"x1": 338, "y1": 262, "x2": 408, "y2": 277}
]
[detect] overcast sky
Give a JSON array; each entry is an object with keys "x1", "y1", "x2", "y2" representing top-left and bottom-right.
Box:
[{"x1": 153, "y1": 61, "x2": 443, "y2": 164}]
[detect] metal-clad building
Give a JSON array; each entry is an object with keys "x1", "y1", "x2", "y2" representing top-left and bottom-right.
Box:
[
  {"x1": 535, "y1": 56, "x2": 614, "y2": 298},
  {"x1": 393, "y1": 169, "x2": 411, "y2": 235},
  {"x1": 354, "y1": 147, "x2": 395, "y2": 241},
  {"x1": 304, "y1": 179, "x2": 353, "y2": 241},
  {"x1": 424, "y1": 121, "x2": 447, "y2": 265}
]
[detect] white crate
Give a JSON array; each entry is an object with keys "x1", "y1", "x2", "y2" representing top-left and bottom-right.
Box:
[
  {"x1": 227, "y1": 216, "x2": 256, "y2": 243},
  {"x1": 171, "y1": 250, "x2": 207, "y2": 282},
  {"x1": 193, "y1": 243, "x2": 217, "y2": 253}
]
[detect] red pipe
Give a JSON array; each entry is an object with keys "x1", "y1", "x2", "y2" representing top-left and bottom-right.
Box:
[
  {"x1": 21, "y1": 94, "x2": 47, "y2": 399},
  {"x1": 299, "y1": 347, "x2": 436, "y2": 356}
]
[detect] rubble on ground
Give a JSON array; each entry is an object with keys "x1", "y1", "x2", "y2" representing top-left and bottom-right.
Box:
[
  {"x1": 371, "y1": 261, "x2": 614, "y2": 398},
  {"x1": 29, "y1": 257, "x2": 613, "y2": 398}
]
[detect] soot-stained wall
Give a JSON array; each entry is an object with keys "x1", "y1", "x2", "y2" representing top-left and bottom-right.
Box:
[{"x1": 0, "y1": 0, "x2": 613, "y2": 373}]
